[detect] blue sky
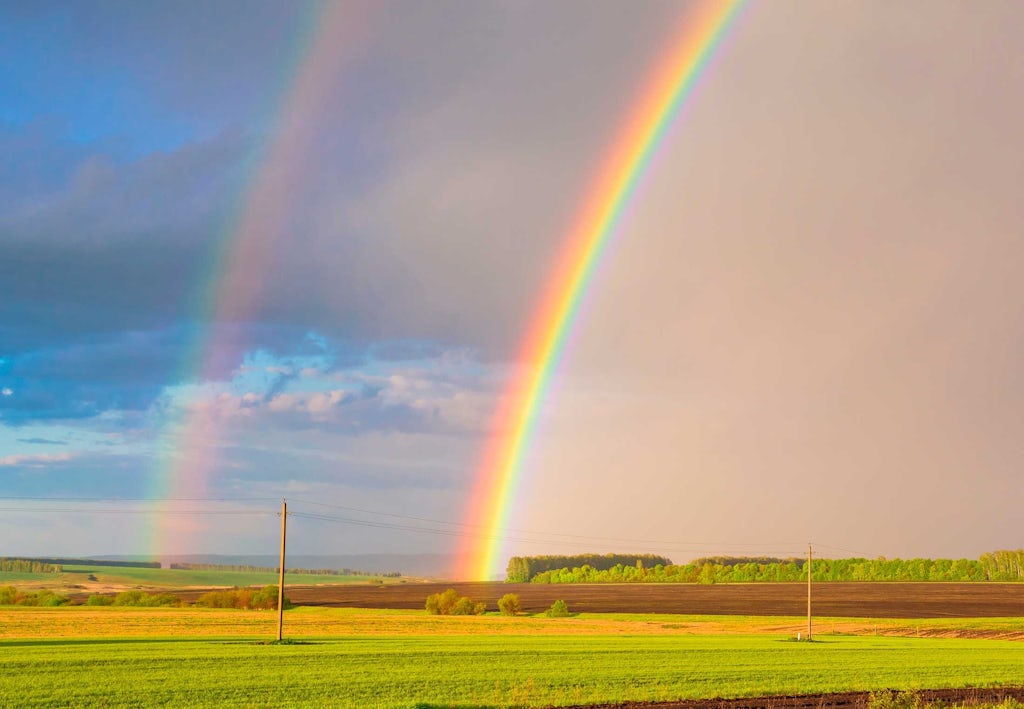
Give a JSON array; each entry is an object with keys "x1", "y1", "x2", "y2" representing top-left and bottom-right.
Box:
[{"x1": 3, "y1": 1, "x2": 1024, "y2": 564}]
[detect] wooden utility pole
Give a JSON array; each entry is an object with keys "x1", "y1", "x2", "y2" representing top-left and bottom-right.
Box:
[
  {"x1": 806, "y1": 542, "x2": 812, "y2": 641},
  {"x1": 277, "y1": 499, "x2": 287, "y2": 642}
]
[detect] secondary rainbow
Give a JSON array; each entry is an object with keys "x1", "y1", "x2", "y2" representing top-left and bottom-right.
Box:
[
  {"x1": 459, "y1": 0, "x2": 748, "y2": 580},
  {"x1": 147, "y1": 2, "x2": 364, "y2": 557}
]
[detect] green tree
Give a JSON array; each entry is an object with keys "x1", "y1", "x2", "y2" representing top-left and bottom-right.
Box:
[
  {"x1": 425, "y1": 589, "x2": 484, "y2": 615},
  {"x1": 546, "y1": 599, "x2": 571, "y2": 617}
]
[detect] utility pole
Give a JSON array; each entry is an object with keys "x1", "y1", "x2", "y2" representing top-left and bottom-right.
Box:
[
  {"x1": 277, "y1": 498, "x2": 287, "y2": 642},
  {"x1": 806, "y1": 542, "x2": 812, "y2": 641}
]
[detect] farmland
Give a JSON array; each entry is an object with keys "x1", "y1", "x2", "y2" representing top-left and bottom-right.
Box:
[
  {"x1": 275, "y1": 581, "x2": 1024, "y2": 618},
  {"x1": 5, "y1": 582, "x2": 1024, "y2": 707},
  {"x1": 2, "y1": 607, "x2": 1024, "y2": 708}
]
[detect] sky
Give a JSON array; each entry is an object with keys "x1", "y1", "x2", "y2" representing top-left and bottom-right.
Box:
[{"x1": 1, "y1": 0, "x2": 1023, "y2": 569}]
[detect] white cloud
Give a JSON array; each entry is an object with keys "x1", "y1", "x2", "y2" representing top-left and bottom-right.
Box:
[
  {"x1": 1, "y1": 388, "x2": 11, "y2": 396},
  {"x1": 0, "y1": 452, "x2": 73, "y2": 466}
]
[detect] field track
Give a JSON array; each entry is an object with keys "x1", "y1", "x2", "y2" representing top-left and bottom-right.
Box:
[
  {"x1": 568, "y1": 687, "x2": 1024, "y2": 709},
  {"x1": 153, "y1": 582, "x2": 1024, "y2": 618}
]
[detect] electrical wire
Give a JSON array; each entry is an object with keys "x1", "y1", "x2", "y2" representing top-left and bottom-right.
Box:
[
  {"x1": 288, "y1": 510, "x2": 807, "y2": 557},
  {"x1": 0, "y1": 494, "x2": 849, "y2": 559},
  {"x1": 287, "y1": 497, "x2": 805, "y2": 551},
  {"x1": 0, "y1": 507, "x2": 272, "y2": 515}
]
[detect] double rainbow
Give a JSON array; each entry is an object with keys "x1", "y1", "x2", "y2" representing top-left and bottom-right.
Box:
[{"x1": 459, "y1": 0, "x2": 748, "y2": 580}]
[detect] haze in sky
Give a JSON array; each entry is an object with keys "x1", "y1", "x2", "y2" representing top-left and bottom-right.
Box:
[{"x1": 1, "y1": 1, "x2": 1022, "y2": 566}]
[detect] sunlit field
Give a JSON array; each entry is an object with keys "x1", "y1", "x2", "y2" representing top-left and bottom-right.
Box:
[{"x1": 3, "y1": 607, "x2": 1024, "y2": 708}]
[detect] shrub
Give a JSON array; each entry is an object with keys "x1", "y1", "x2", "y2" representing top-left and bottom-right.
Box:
[
  {"x1": 144, "y1": 593, "x2": 181, "y2": 607},
  {"x1": 86, "y1": 594, "x2": 114, "y2": 606},
  {"x1": 112, "y1": 590, "x2": 181, "y2": 607},
  {"x1": 425, "y1": 588, "x2": 460, "y2": 615},
  {"x1": 498, "y1": 593, "x2": 521, "y2": 616},
  {"x1": 451, "y1": 597, "x2": 486, "y2": 615},
  {"x1": 546, "y1": 599, "x2": 571, "y2": 617},
  {"x1": 113, "y1": 590, "x2": 146, "y2": 606},
  {"x1": 0, "y1": 588, "x2": 69, "y2": 606},
  {"x1": 40, "y1": 592, "x2": 70, "y2": 607},
  {"x1": 194, "y1": 585, "x2": 288, "y2": 610},
  {"x1": 425, "y1": 588, "x2": 485, "y2": 616}
]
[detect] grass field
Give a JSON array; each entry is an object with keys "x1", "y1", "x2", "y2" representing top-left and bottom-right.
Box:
[
  {"x1": 0, "y1": 564, "x2": 402, "y2": 592},
  {"x1": 2, "y1": 607, "x2": 1024, "y2": 707},
  {"x1": 3, "y1": 632, "x2": 1024, "y2": 708}
]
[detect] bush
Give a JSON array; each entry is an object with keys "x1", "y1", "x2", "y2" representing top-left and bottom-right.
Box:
[
  {"x1": 40, "y1": 593, "x2": 69, "y2": 607},
  {"x1": 425, "y1": 588, "x2": 485, "y2": 616},
  {"x1": 546, "y1": 599, "x2": 571, "y2": 617},
  {"x1": 194, "y1": 585, "x2": 288, "y2": 610},
  {"x1": 113, "y1": 590, "x2": 146, "y2": 606},
  {"x1": 498, "y1": 593, "x2": 521, "y2": 616},
  {"x1": 0, "y1": 588, "x2": 69, "y2": 606},
  {"x1": 451, "y1": 597, "x2": 486, "y2": 615},
  {"x1": 112, "y1": 590, "x2": 181, "y2": 607}
]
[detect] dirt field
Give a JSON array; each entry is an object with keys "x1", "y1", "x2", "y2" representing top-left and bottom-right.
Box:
[
  {"x1": 149, "y1": 581, "x2": 1024, "y2": 618},
  {"x1": 565, "y1": 687, "x2": 1024, "y2": 709}
]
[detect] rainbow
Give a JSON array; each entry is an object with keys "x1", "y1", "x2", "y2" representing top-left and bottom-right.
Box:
[
  {"x1": 458, "y1": 0, "x2": 748, "y2": 580},
  {"x1": 148, "y1": 2, "x2": 365, "y2": 557}
]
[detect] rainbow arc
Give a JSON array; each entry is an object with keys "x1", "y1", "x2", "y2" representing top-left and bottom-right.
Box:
[{"x1": 458, "y1": 0, "x2": 748, "y2": 580}]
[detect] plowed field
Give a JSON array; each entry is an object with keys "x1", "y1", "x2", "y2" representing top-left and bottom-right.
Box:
[
  {"x1": 161, "y1": 581, "x2": 1024, "y2": 618},
  {"x1": 567, "y1": 687, "x2": 1024, "y2": 709}
]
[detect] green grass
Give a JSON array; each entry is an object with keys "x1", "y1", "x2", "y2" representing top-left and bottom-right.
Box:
[
  {"x1": 0, "y1": 570, "x2": 54, "y2": 582},
  {"x1": 2, "y1": 634, "x2": 1023, "y2": 708}
]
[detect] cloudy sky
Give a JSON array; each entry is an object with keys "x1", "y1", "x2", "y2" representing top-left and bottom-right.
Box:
[{"x1": 2, "y1": 0, "x2": 1022, "y2": 567}]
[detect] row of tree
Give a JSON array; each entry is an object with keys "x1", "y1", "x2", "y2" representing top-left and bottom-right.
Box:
[
  {"x1": 0, "y1": 558, "x2": 62, "y2": 573},
  {"x1": 0, "y1": 586, "x2": 70, "y2": 606},
  {"x1": 516, "y1": 550, "x2": 1024, "y2": 584},
  {"x1": 194, "y1": 585, "x2": 289, "y2": 610},
  {"x1": 86, "y1": 591, "x2": 181, "y2": 607},
  {"x1": 0, "y1": 586, "x2": 291, "y2": 610},
  {"x1": 3, "y1": 557, "x2": 160, "y2": 569},
  {"x1": 167, "y1": 563, "x2": 400, "y2": 577},
  {"x1": 505, "y1": 554, "x2": 673, "y2": 583}
]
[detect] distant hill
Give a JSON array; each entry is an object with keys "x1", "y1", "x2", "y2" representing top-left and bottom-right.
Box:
[{"x1": 92, "y1": 553, "x2": 459, "y2": 578}]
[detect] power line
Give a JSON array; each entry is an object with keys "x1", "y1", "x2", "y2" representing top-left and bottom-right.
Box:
[
  {"x1": 0, "y1": 494, "x2": 815, "y2": 557},
  {"x1": 288, "y1": 510, "x2": 807, "y2": 557},
  {"x1": 287, "y1": 497, "x2": 805, "y2": 551},
  {"x1": 813, "y1": 542, "x2": 871, "y2": 557},
  {"x1": 0, "y1": 507, "x2": 272, "y2": 515},
  {"x1": 0, "y1": 496, "x2": 278, "y2": 502}
]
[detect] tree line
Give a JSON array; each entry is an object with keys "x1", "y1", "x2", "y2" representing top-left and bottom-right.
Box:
[
  {"x1": 505, "y1": 554, "x2": 673, "y2": 583},
  {"x1": 0, "y1": 558, "x2": 62, "y2": 573},
  {"x1": 1, "y1": 586, "x2": 291, "y2": 609},
  {"x1": 3, "y1": 557, "x2": 160, "y2": 569},
  {"x1": 0, "y1": 586, "x2": 70, "y2": 606},
  {"x1": 167, "y1": 562, "x2": 400, "y2": 577},
  {"x1": 513, "y1": 550, "x2": 1024, "y2": 583}
]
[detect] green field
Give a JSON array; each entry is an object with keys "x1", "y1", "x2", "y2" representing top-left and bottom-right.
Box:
[
  {"x1": 3, "y1": 626, "x2": 1024, "y2": 707},
  {"x1": 3, "y1": 605, "x2": 1023, "y2": 707},
  {"x1": 0, "y1": 564, "x2": 398, "y2": 590}
]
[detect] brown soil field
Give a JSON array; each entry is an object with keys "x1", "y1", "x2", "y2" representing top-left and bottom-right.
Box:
[
  {"x1": 563, "y1": 687, "x2": 1024, "y2": 709},
  {"x1": 155, "y1": 581, "x2": 1024, "y2": 618}
]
